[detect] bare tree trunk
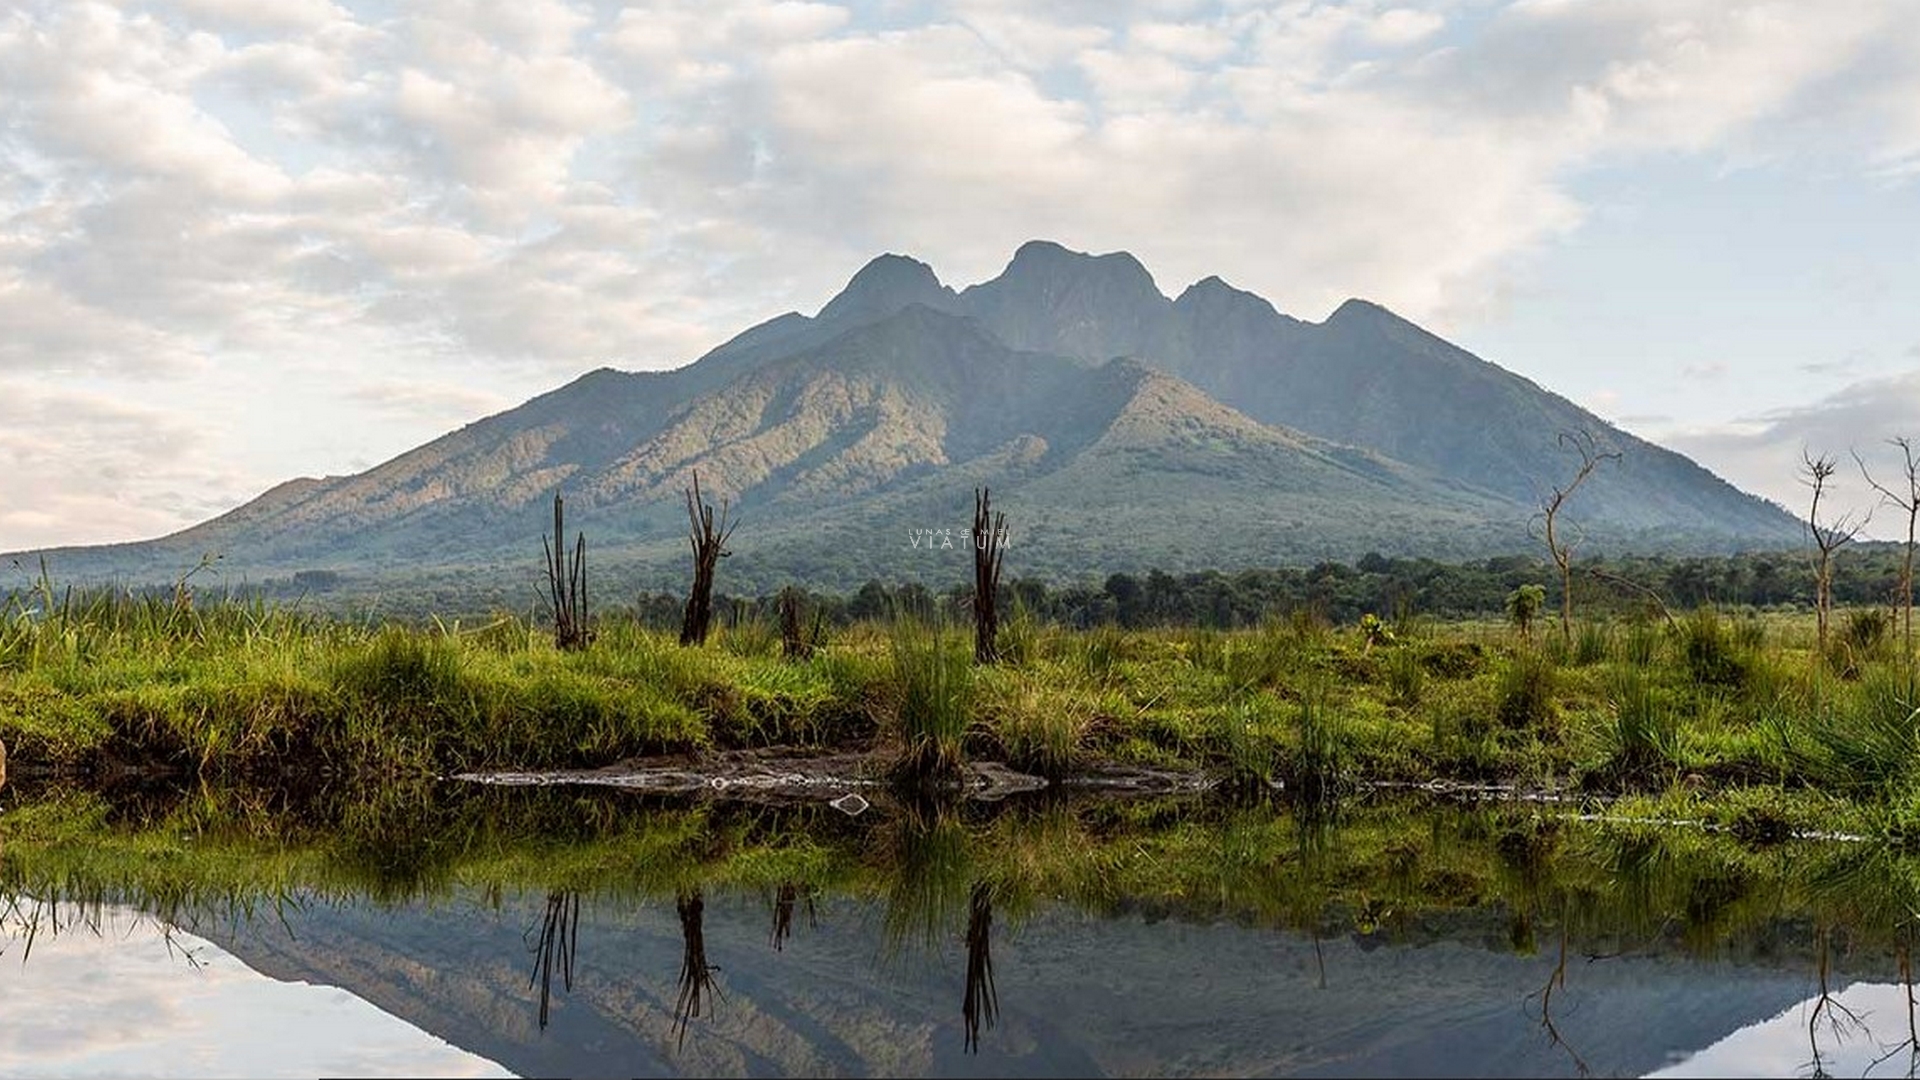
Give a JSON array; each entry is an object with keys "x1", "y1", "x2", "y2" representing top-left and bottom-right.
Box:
[
  {"x1": 679, "y1": 471, "x2": 737, "y2": 647},
  {"x1": 1537, "y1": 431, "x2": 1619, "y2": 643},
  {"x1": 1804, "y1": 451, "x2": 1870, "y2": 656},
  {"x1": 542, "y1": 493, "x2": 590, "y2": 650},
  {"x1": 972, "y1": 488, "x2": 1007, "y2": 665},
  {"x1": 779, "y1": 586, "x2": 812, "y2": 661},
  {"x1": 1859, "y1": 439, "x2": 1919, "y2": 665}
]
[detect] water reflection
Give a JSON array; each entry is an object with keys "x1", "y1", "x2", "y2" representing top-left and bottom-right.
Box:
[
  {"x1": 1652, "y1": 980, "x2": 1920, "y2": 1078},
  {"x1": 0, "y1": 894, "x2": 510, "y2": 1079},
  {"x1": 963, "y1": 880, "x2": 999, "y2": 1054},
  {"x1": 769, "y1": 881, "x2": 813, "y2": 952},
  {"x1": 673, "y1": 887, "x2": 721, "y2": 1050},
  {"x1": 526, "y1": 889, "x2": 579, "y2": 1031},
  {"x1": 1530, "y1": 923, "x2": 1590, "y2": 1078},
  {"x1": 14, "y1": 777, "x2": 1920, "y2": 1076}
]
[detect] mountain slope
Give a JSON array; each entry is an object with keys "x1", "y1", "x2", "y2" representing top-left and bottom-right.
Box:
[
  {"x1": 878, "y1": 241, "x2": 1796, "y2": 543},
  {"x1": 8, "y1": 241, "x2": 1801, "y2": 594}
]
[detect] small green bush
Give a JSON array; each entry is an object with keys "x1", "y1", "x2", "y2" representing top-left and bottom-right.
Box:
[
  {"x1": 1496, "y1": 649, "x2": 1558, "y2": 731},
  {"x1": 1679, "y1": 607, "x2": 1746, "y2": 689}
]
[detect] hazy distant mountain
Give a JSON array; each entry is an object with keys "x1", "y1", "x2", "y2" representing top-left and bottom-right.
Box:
[{"x1": 9, "y1": 241, "x2": 1800, "y2": 594}]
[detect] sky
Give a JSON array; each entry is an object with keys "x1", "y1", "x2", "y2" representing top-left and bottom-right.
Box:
[{"x1": 2, "y1": 0, "x2": 1918, "y2": 553}]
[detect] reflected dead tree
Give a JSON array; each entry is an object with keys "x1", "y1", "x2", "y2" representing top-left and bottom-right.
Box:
[
  {"x1": 525, "y1": 890, "x2": 580, "y2": 1031},
  {"x1": 1804, "y1": 926, "x2": 1867, "y2": 1079},
  {"x1": 963, "y1": 881, "x2": 999, "y2": 1054},
  {"x1": 674, "y1": 888, "x2": 723, "y2": 1050},
  {"x1": 1527, "y1": 922, "x2": 1591, "y2": 1078},
  {"x1": 770, "y1": 881, "x2": 816, "y2": 952},
  {"x1": 1310, "y1": 927, "x2": 1328, "y2": 990}
]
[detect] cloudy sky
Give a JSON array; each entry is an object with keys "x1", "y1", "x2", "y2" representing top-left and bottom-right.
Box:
[{"x1": 3, "y1": 0, "x2": 1919, "y2": 552}]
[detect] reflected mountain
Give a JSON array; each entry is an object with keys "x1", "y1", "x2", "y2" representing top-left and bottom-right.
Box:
[
  {"x1": 8, "y1": 780, "x2": 1920, "y2": 1077},
  {"x1": 180, "y1": 886, "x2": 1853, "y2": 1078}
]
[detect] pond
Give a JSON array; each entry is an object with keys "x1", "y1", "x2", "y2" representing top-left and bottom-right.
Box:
[{"x1": 3, "y1": 775, "x2": 1918, "y2": 1079}]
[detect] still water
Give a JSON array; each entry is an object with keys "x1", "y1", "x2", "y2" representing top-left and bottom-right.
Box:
[{"x1": 3, "y1": 777, "x2": 1918, "y2": 1078}]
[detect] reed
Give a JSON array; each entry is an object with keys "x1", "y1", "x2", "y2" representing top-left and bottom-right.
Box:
[{"x1": 886, "y1": 616, "x2": 972, "y2": 787}]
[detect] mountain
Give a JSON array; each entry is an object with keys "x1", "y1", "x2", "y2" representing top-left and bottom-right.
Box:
[{"x1": 8, "y1": 241, "x2": 1800, "y2": 597}]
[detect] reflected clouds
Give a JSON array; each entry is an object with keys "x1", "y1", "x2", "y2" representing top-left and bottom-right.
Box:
[{"x1": 0, "y1": 898, "x2": 513, "y2": 1079}]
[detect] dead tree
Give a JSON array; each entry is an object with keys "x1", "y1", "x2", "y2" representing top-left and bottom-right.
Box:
[
  {"x1": 542, "y1": 493, "x2": 591, "y2": 650},
  {"x1": 1801, "y1": 450, "x2": 1871, "y2": 654},
  {"x1": 1858, "y1": 438, "x2": 1920, "y2": 663},
  {"x1": 678, "y1": 471, "x2": 737, "y2": 647},
  {"x1": 971, "y1": 488, "x2": 1008, "y2": 664},
  {"x1": 778, "y1": 586, "x2": 811, "y2": 661},
  {"x1": 1535, "y1": 430, "x2": 1621, "y2": 642}
]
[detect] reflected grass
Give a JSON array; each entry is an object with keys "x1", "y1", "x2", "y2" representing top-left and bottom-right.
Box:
[{"x1": 7, "y1": 777, "x2": 1920, "y2": 979}]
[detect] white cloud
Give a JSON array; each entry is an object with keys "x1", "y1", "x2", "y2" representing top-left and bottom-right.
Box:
[
  {"x1": 0, "y1": 381, "x2": 239, "y2": 550},
  {"x1": 3, "y1": 0, "x2": 1920, "y2": 548},
  {"x1": 1662, "y1": 370, "x2": 1920, "y2": 536},
  {"x1": 1364, "y1": 8, "x2": 1445, "y2": 47},
  {"x1": 1077, "y1": 45, "x2": 1201, "y2": 112},
  {"x1": 1130, "y1": 20, "x2": 1235, "y2": 62},
  {"x1": 344, "y1": 379, "x2": 513, "y2": 423},
  {"x1": 157, "y1": 0, "x2": 355, "y2": 35}
]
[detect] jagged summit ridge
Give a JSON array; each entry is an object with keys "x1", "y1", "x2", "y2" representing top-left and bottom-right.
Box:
[{"x1": 816, "y1": 253, "x2": 957, "y2": 323}]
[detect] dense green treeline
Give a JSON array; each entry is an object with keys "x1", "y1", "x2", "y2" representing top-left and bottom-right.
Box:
[
  {"x1": 604, "y1": 545, "x2": 1916, "y2": 635},
  {"x1": 45, "y1": 542, "x2": 1912, "y2": 629}
]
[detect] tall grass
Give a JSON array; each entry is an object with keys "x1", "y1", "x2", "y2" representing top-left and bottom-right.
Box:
[
  {"x1": 11, "y1": 583, "x2": 1920, "y2": 809},
  {"x1": 1075, "y1": 624, "x2": 1126, "y2": 685},
  {"x1": 1220, "y1": 617, "x2": 1309, "y2": 692},
  {"x1": 1796, "y1": 667, "x2": 1920, "y2": 796},
  {"x1": 717, "y1": 615, "x2": 778, "y2": 659},
  {"x1": 1285, "y1": 679, "x2": 1346, "y2": 804},
  {"x1": 1618, "y1": 620, "x2": 1662, "y2": 667},
  {"x1": 887, "y1": 617, "x2": 973, "y2": 785},
  {"x1": 1496, "y1": 648, "x2": 1558, "y2": 732},
  {"x1": 1573, "y1": 621, "x2": 1611, "y2": 666},
  {"x1": 994, "y1": 602, "x2": 1041, "y2": 668},
  {"x1": 1385, "y1": 645, "x2": 1424, "y2": 707},
  {"x1": 1594, "y1": 667, "x2": 1679, "y2": 788},
  {"x1": 1678, "y1": 607, "x2": 1747, "y2": 689}
]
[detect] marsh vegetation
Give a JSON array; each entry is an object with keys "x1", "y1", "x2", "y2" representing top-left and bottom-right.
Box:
[{"x1": 1, "y1": 569, "x2": 1917, "y2": 834}]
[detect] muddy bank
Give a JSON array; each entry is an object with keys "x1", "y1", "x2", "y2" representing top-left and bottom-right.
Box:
[{"x1": 451, "y1": 747, "x2": 1222, "y2": 809}]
